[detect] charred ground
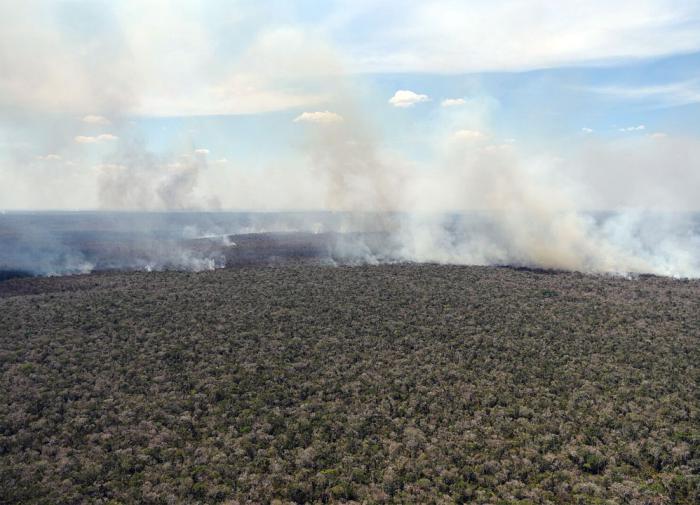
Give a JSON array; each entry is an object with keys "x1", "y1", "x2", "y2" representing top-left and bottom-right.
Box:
[{"x1": 1, "y1": 264, "x2": 699, "y2": 504}]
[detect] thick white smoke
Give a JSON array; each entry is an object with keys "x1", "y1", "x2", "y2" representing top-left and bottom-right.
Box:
[
  {"x1": 98, "y1": 140, "x2": 220, "y2": 211},
  {"x1": 296, "y1": 109, "x2": 700, "y2": 277},
  {"x1": 1, "y1": 2, "x2": 698, "y2": 277}
]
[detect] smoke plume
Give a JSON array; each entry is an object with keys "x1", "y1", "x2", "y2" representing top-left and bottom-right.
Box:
[
  {"x1": 98, "y1": 141, "x2": 220, "y2": 211},
  {"x1": 1, "y1": 3, "x2": 699, "y2": 278}
]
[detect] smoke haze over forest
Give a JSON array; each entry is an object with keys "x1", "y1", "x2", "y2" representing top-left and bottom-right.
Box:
[
  {"x1": 3, "y1": 5, "x2": 700, "y2": 504},
  {"x1": 1, "y1": 1, "x2": 700, "y2": 276}
]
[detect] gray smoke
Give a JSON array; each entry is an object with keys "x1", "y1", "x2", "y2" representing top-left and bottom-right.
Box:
[
  {"x1": 98, "y1": 140, "x2": 220, "y2": 211},
  {"x1": 292, "y1": 108, "x2": 700, "y2": 277},
  {"x1": 1, "y1": 2, "x2": 698, "y2": 278}
]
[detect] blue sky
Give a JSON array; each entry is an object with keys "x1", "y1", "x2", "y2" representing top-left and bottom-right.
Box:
[{"x1": 1, "y1": 1, "x2": 699, "y2": 210}]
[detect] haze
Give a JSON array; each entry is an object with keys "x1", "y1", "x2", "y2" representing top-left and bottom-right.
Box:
[{"x1": 1, "y1": 0, "x2": 700, "y2": 275}]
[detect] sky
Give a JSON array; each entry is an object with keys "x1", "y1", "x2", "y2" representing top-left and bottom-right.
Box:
[{"x1": 1, "y1": 0, "x2": 700, "y2": 211}]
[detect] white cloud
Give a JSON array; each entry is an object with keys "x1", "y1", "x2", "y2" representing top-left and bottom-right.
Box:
[
  {"x1": 138, "y1": 75, "x2": 327, "y2": 117},
  {"x1": 619, "y1": 125, "x2": 645, "y2": 132},
  {"x1": 74, "y1": 134, "x2": 119, "y2": 144},
  {"x1": 129, "y1": 25, "x2": 335, "y2": 116},
  {"x1": 293, "y1": 111, "x2": 344, "y2": 123},
  {"x1": 2, "y1": 1, "x2": 700, "y2": 120},
  {"x1": 650, "y1": 132, "x2": 668, "y2": 138},
  {"x1": 482, "y1": 143, "x2": 512, "y2": 152},
  {"x1": 194, "y1": 148, "x2": 210, "y2": 155},
  {"x1": 441, "y1": 98, "x2": 467, "y2": 107},
  {"x1": 453, "y1": 129, "x2": 486, "y2": 141},
  {"x1": 0, "y1": 5, "x2": 331, "y2": 117},
  {"x1": 582, "y1": 127, "x2": 594, "y2": 133},
  {"x1": 583, "y1": 79, "x2": 700, "y2": 107},
  {"x1": 36, "y1": 154, "x2": 62, "y2": 161},
  {"x1": 335, "y1": 1, "x2": 700, "y2": 73},
  {"x1": 82, "y1": 115, "x2": 111, "y2": 125},
  {"x1": 389, "y1": 90, "x2": 430, "y2": 108}
]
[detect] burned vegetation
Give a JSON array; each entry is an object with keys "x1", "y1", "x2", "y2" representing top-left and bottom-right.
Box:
[{"x1": 1, "y1": 264, "x2": 699, "y2": 504}]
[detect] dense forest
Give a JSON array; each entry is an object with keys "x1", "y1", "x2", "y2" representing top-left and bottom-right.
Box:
[{"x1": 1, "y1": 264, "x2": 698, "y2": 504}]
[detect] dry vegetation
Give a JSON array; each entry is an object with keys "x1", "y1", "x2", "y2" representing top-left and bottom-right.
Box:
[{"x1": 1, "y1": 264, "x2": 699, "y2": 504}]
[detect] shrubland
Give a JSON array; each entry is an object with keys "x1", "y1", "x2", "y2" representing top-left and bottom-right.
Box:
[{"x1": 1, "y1": 264, "x2": 698, "y2": 504}]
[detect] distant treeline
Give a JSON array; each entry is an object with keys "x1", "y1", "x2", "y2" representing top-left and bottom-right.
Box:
[{"x1": 0, "y1": 269, "x2": 34, "y2": 282}]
